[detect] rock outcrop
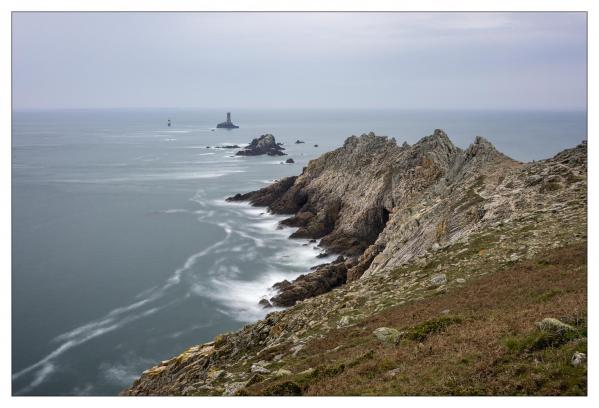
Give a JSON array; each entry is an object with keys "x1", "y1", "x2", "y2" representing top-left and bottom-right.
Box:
[
  {"x1": 236, "y1": 134, "x2": 286, "y2": 156},
  {"x1": 216, "y1": 112, "x2": 239, "y2": 129},
  {"x1": 227, "y1": 130, "x2": 587, "y2": 306},
  {"x1": 123, "y1": 131, "x2": 587, "y2": 396},
  {"x1": 270, "y1": 256, "x2": 350, "y2": 307}
]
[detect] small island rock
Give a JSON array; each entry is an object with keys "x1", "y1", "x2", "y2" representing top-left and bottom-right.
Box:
[{"x1": 236, "y1": 134, "x2": 287, "y2": 156}]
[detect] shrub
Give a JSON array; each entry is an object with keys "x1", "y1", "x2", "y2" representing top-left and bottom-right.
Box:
[{"x1": 404, "y1": 316, "x2": 463, "y2": 342}]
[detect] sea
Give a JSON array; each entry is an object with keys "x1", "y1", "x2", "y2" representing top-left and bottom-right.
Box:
[{"x1": 11, "y1": 108, "x2": 587, "y2": 395}]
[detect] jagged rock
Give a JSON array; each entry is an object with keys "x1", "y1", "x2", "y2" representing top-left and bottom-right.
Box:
[
  {"x1": 536, "y1": 318, "x2": 576, "y2": 334},
  {"x1": 236, "y1": 134, "x2": 286, "y2": 156},
  {"x1": 270, "y1": 257, "x2": 348, "y2": 307},
  {"x1": 373, "y1": 327, "x2": 403, "y2": 345},
  {"x1": 571, "y1": 352, "x2": 586, "y2": 367},
  {"x1": 285, "y1": 158, "x2": 295, "y2": 164},
  {"x1": 258, "y1": 299, "x2": 273, "y2": 308}
]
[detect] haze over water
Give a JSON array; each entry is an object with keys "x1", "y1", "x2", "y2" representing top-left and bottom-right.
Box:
[{"x1": 12, "y1": 108, "x2": 586, "y2": 395}]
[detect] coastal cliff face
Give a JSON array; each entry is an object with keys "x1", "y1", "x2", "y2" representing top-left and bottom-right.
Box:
[
  {"x1": 123, "y1": 131, "x2": 587, "y2": 396},
  {"x1": 230, "y1": 130, "x2": 524, "y2": 306}
]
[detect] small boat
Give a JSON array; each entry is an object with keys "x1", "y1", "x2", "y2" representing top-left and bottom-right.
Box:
[{"x1": 167, "y1": 119, "x2": 172, "y2": 127}]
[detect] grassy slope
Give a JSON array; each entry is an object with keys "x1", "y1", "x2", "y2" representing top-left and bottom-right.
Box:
[{"x1": 241, "y1": 243, "x2": 587, "y2": 396}]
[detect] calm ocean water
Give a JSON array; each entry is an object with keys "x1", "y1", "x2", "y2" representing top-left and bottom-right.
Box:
[{"x1": 11, "y1": 108, "x2": 587, "y2": 395}]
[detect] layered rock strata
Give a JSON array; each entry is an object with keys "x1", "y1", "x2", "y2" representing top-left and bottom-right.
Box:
[{"x1": 229, "y1": 130, "x2": 527, "y2": 305}]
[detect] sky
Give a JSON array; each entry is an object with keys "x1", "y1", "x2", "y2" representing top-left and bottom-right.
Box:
[{"x1": 11, "y1": 12, "x2": 587, "y2": 111}]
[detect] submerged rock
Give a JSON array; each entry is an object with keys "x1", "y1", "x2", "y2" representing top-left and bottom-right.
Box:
[
  {"x1": 285, "y1": 158, "x2": 295, "y2": 164},
  {"x1": 212, "y1": 144, "x2": 240, "y2": 149},
  {"x1": 236, "y1": 134, "x2": 286, "y2": 156}
]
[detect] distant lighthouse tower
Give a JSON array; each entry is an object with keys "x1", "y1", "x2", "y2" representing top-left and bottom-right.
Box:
[{"x1": 216, "y1": 112, "x2": 239, "y2": 129}]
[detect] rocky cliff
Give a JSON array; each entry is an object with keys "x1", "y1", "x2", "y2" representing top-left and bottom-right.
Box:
[
  {"x1": 123, "y1": 130, "x2": 587, "y2": 396},
  {"x1": 230, "y1": 130, "x2": 525, "y2": 306}
]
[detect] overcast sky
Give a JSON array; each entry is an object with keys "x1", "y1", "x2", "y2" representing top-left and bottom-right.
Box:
[{"x1": 12, "y1": 12, "x2": 586, "y2": 111}]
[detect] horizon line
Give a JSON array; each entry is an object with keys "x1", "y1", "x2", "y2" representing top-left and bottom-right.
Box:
[{"x1": 11, "y1": 106, "x2": 588, "y2": 113}]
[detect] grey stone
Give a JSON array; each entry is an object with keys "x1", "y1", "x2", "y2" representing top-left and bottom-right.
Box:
[
  {"x1": 373, "y1": 327, "x2": 402, "y2": 345},
  {"x1": 571, "y1": 352, "x2": 586, "y2": 367},
  {"x1": 430, "y1": 273, "x2": 447, "y2": 287}
]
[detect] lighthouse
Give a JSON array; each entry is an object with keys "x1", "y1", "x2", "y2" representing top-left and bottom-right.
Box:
[{"x1": 216, "y1": 112, "x2": 239, "y2": 129}]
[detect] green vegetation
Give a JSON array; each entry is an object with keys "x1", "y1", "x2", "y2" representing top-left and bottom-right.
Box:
[
  {"x1": 404, "y1": 316, "x2": 463, "y2": 342},
  {"x1": 241, "y1": 243, "x2": 586, "y2": 396}
]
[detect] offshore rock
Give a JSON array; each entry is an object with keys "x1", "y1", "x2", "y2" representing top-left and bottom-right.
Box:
[
  {"x1": 216, "y1": 112, "x2": 239, "y2": 129},
  {"x1": 236, "y1": 134, "x2": 286, "y2": 156}
]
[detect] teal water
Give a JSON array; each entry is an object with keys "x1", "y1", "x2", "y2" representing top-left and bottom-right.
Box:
[{"x1": 11, "y1": 108, "x2": 587, "y2": 395}]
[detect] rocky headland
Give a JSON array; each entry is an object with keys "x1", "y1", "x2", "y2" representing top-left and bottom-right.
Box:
[
  {"x1": 124, "y1": 130, "x2": 587, "y2": 396},
  {"x1": 236, "y1": 134, "x2": 286, "y2": 156}
]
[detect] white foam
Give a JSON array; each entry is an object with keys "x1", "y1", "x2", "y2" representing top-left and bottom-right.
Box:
[
  {"x1": 191, "y1": 272, "x2": 288, "y2": 322},
  {"x1": 53, "y1": 169, "x2": 246, "y2": 184}
]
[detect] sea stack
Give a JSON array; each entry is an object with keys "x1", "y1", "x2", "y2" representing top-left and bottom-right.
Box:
[
  {"x1": 216, "y1": 112, "x2": 239, "y2": 129},
  {"x1": 236, "y1": 134, "x2": 286, "y2": 156}
]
